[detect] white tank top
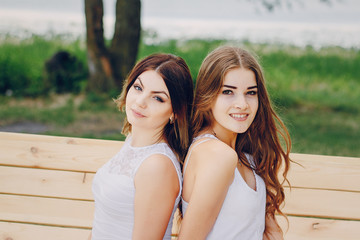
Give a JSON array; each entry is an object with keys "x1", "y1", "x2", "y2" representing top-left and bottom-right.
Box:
[
  {"x1": 182, "y1": 134, "x2": 266, "y2": 240},
  {"x1": 92, "y1": 136, "x2": 182, "y2": 240}
]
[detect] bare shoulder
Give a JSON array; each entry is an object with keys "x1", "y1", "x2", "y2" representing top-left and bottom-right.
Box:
[
  {"x1": 135, "y1": 153, "x2": 179, "y2": 195},
  {"x1": 191, "y1": 138, "x2": 238, "y2": 171},
  {"x1": 137, "y1": 154, "x2": 177, "y2": 176}
]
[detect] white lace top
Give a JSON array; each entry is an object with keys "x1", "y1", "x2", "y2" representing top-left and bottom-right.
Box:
[
  {"x1": 91, "y1": 136, "x2": 182, "y2": 240},
  {"x1": 182, "y1": 134, "x2": 266, "y2": 240}
]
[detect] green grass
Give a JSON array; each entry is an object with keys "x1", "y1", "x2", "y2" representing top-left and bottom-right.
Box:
[
  {"x1": 259, "y1": 46, "x2": 360, "y2": 113},
  {"x1": 282, "y1": 109, "x2": 360, "y2": 157},
  {"x1": 0, "y1": 94, "x2": 126, "y2": 140},
  {"x1": 0, "y1": 35, "x2": 359, "y2": 157},
  {"x1": 0, "y1": 34, "x2": 87, "y2": 96},
  {"x1": 0, "y1": 96, "x2": 75, "y2": 126}
]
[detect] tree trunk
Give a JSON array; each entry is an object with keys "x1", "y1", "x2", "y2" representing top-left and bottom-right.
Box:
[
  {"x1": 110, "y1": 0, "x2": 141, "y2": 88},
  {"x1": 85, "y1": 0, "x2": 115, "y2": 93},
  {"x1": 84, "y1": 0, "x2": 141, "y2": 94}
]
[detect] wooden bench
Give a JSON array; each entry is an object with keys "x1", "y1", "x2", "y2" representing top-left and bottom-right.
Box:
[{"x1": 0, "y1": 131, "x2": 359, "y2": 240}]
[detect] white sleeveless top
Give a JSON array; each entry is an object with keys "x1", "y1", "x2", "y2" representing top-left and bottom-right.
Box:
[
  {"x1": 92, "y1": 136, "x2": 182, "y2": 240},
  {"x1": 182, "y1": 134, "x2": 266, "y2": 240}
]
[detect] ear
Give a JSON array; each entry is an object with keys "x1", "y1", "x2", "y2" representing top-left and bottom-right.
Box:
[{"x1": 169, "y1": 113, "x2": 176, "y2": 124}]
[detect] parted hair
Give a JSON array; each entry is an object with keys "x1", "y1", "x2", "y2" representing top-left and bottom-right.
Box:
[
  {"x1": 192, "y1": 46, "x2": 291, "y2": 222},
  {"x1": 114, "y1": 53, "x2": 194, "y2": 162}
]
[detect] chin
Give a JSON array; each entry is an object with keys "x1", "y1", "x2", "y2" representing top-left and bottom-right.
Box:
[{"x1": 233, "y1": 127, "x2": 250, "y2": 134}]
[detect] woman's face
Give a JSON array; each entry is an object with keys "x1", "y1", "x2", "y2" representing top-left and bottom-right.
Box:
[
  {"x1": 211, "y1": 67, "x2": 258, "y2": 136},
  {"x1": 126, "y1": 70, "x2": 174, "y2": 132}
]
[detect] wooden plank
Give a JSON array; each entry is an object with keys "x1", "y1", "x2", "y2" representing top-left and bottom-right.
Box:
[
  {"x1": 286, "y1": 153, "x2": 360, "y2": 192},
  {"x1": 4, "y1": 215, "x2": 358, "y2": 240},
  {"x1": 161, "y1": 214, "x2": 360, "y2": 240},
  {"x1": 0, "y1": 132, "x2": 123, "y2": 172},
  {"x1": 0, "y1": 131, "x2": 119, "y2": 146},
  {"x1": 278, "y1": 216, "x2": 360, "y2": 240},
  {"x1": 2, "y1": 217, "x2": 358, "y2": 240},
  {"x1": 0, "y1": 221, "x2": 91, "y2": 240},
  {"x1": 283, "y1": 188, "x2": 360, "y2": 220},
  {"x1": 0, "y1": 166, "x2": 94, "y2": 200},
  {"x1": 0, "y1": 194, "x2": 94, "y2": 228},
  {"x1": 2, "y1": 132, "x2": 360, "y2": 190}
]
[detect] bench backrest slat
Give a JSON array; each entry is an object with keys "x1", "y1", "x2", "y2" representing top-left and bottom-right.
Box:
[
  {"x1": 0, "y1": 194, "x2": 93, "y2": 228},
  {"x1": 288, "y1": 153, "x2": 360, "y2": 192},
  {"x1": 0, "y1": 166, "x2": 94, "y2": 200},
  {"x1": 278, "y1": 216, "x2": 360, "y2": 240},
  {"x1": 0, "y1": 222, "x2": 91, "y2": 240},
  {"x1": 284, "y1": 187, "x2": 360, "y2": 220},
  {"x1": 0, "y1": 132, "x2": 122, "y2": 172}
]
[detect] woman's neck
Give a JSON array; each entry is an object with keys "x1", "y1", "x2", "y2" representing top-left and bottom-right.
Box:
[
  {"x1": 208, "y1": 126, "x2": 237, "y2": 149},
  {"x1": 130, "y1": 127, "x2": 164, "y2": 147}
]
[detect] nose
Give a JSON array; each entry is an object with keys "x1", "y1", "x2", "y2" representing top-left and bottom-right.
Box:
[
  {"x1": 135, "y1": 95, "x2": 147, "y2": 108},
  {"x1": 233, "y1": 94, "x2": 248, "y2": 110}
]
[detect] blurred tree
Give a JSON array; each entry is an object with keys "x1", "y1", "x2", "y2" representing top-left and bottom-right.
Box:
[
  {"x1": 254, "y1": 0, "x2": 334, "y2": 11},
  {"x1": 85, "y1": 0, "x2": 141, "y2": 94},
  {"x1": 84, "y1": 0, "x2": 332, "y2": 94}
]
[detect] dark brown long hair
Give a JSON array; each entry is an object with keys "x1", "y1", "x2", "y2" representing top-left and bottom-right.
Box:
[
  {"x1": 114, "y1": 53, "x2": 194, "y2": 162},
  {"x1": 192, "y1": 46, "x2": 291, "y2": 223}
]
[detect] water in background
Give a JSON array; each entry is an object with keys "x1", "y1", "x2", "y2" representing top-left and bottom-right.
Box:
[{"x1": 0, "y1": 1, "x2": 359, "y2": 49}]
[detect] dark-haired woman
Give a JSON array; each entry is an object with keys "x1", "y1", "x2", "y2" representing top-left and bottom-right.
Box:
[{"x1": 91, "y1": 53, "x2": 193, "y2": 240}]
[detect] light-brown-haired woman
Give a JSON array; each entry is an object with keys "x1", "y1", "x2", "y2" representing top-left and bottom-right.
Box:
[
  {"x1": 91, "y1": 53, "x2": 193, "y2": 240},
  {"x1": 179, "y1": 46, "x2": 291, "y2": 240}
]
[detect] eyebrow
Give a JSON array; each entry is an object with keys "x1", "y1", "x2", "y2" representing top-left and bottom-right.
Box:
[
  {"x1": 137, "y1": 78, "x2": 144, "y2": 88},
  {"x1": 137, "y1": 77, "x2": 170, "y2": 99},
  {"x1": 223, "y1": 84, "x2": 258, "y2": 90}
]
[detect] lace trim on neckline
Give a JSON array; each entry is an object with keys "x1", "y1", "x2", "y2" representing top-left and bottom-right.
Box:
[
  {"x1": 127, "y1": 135, "x2": 168, "y2": 150},
  {"x1": 107, "y1": 141, "x2": 178, "y2": 179}
]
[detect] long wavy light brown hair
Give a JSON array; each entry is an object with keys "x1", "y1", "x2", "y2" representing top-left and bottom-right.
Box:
[
  {"x1": 192, "y1": 46, "x2": 291, "y2": 224},
  {"x1": 114, "y1": 53, "x2": 194, "y2": 162}
]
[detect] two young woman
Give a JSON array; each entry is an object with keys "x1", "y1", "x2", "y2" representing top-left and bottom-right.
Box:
[{"x1": 91, "y1": 46, "x2": 291, "y2": 239}]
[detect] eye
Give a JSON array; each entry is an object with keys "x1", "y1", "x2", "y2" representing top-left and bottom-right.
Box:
[
  {"x1": 222, "y1": 89, "x2": 233, "y2": 95},
  {"x1": 154, "y1": 96, "x2": 164, "y2": 103},
  {"x1": 133, "y1": 84, "x2": 142, "y2": 91},
  {"x1": 247, "y1": 90, "x2": 258, "y2": 96}
]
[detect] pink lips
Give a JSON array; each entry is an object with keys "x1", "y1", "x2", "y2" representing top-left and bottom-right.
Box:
[{"x1": 131, "y1": 109, "x2": 146, "y2": 118}]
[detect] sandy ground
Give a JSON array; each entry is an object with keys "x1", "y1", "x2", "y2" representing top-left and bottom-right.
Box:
[{"x1": 0, "y1": 121, "x2": 50, "y2": 133}]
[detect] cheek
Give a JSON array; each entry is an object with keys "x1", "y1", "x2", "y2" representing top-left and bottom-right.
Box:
[
  {"x1": 211, "y1": 100, "x2": 227, "y2": 123},
  {"x1": 125, "y1": 99, "x2": 131, "y2": 116},
  {"x1": 127, "y1": 88, "x2": 132, "y2": 95},
  {"x1": 213, "y1": 96, "x2": 231, "y2": 111},
  {"x1": 154, "y1": 103, "x2": 173, "y2": 120},
  {"x1": 251, "y1": 98, "x2": 259, "y2": 111},
  {"x1": 125, "y1": 91, "x2": 135, "y2": 115},
  {"x1": 255, "y1": 99, "x2": 259, "y2": 113},
  {"x1": 125, "y1": 90, "x2": 133, "y2": 104},
  {"x1": 246, "y1": 94, "x2": 258, "y2": 110}
]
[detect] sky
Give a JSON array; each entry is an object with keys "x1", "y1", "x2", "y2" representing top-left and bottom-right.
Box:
[
  {"x1": 0, "y1": 0, "x2": 359, "y2": 24},
  {"x1": 0, "y1": 0, "x2": 359, "y2": 47}
]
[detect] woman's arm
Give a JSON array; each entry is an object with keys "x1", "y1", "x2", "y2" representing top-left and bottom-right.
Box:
[
  {"x1": 132, "y1": 154, "x2": 180, "y2": 240},
  {"x1": 263, "y1": 214, "x2": 284, "y2": 240},
  {"x1": 178, "y1": 142, "x2": 237, "y2": 240}
]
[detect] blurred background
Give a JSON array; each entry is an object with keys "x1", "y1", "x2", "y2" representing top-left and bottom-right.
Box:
[{"x1": 0, "y1": 0, "x2": 359, "y2": 157}]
